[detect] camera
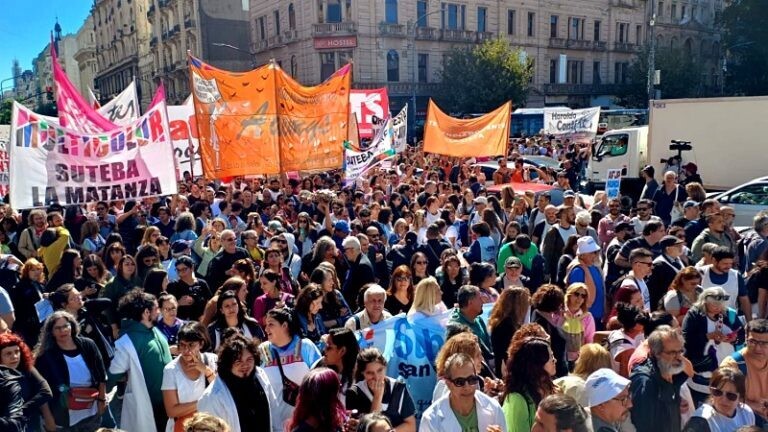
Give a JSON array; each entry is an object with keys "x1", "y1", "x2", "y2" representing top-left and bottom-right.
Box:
[{"x1": 669, "y1": 140, "x2": 693, "y2": 152}]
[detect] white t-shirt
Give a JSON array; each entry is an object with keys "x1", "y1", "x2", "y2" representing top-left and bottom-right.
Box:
[
  {"x1": 64, "y1": 353, "x2": 97, "y2": 426},
  {"x1": 161, "y1": 353, "x2": 218, "y2": 431},
  {"x1": 608, "y1": 330, "x2": 644, "y2": 372},
  {"x1": 691, "y1": 403, "x2": 755, "y2": 432},
  {"x1": 621, "y1": 272, "x2": 651, "y2": 311}
]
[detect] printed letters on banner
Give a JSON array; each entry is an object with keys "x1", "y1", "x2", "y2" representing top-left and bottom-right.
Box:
[
  {"x1": 344, "y1": 118, "x2": 396, "y2": 183},
  {"x1": 9, "y1": 101, "x2": 178, "y2": 209},
  {"x1": 392, "y1": 105, "x2": 408, "y2": 153},
  {"x1": 189, "y1": 56, "x2": 351, "y2": 177},
  {"x1": 423, "y1": 99, "x2": 511, "y2": 157},
  {"x1": 350, "y1": 89, "x2": 390, "y2": 139},
  {"x1": 167, "y1": 97, "x2": 202, "y2": 178},
  {"x1": 543, "y1": 107, "x2": 601, "y2": 143},
  {"x1": 95, "y1": 82, "x2": 141, "y2": 126}
]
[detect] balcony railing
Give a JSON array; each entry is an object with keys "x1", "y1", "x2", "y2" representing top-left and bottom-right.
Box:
[
  {"x1": 415, "y1": 27, "x2": 439, "y2": 40},
  {"x1": 268, "y1": 34, "x2": 283, "y2": 47},
  {"x1": 441, "y1": 29, "x2": 476, "y2": 42},
  {"x1": 549, "y1": 38, "x2": 567, "y2": 48},
  {"x1": 614, "y1": 42, "x2": 641, "y2": 52},
  {"x1": 354, "y1": 82, "x2": 443, "y2": 96},
  {"x1": 312, "y1": 21, "x2": 357, "y2": 36},
  {"x1": 251, "y1": 40, "x2": 269, "y2": 53},
  {"x1": 541, "y1": 83, "x2": 627, "y2": 95},
  {"x1": 567, "y1": 39, "x2": 593, "y2": 50},
  {"x1": 594, "y1": 41, "x2": 607, "y2": 51},
  {"x1": 476, "y1": 32, "x2": 494, "y2": 43},
  {"x1": 379, "y1": 23, "x2": 407, "y2": 38},
  {"x1": 282, "y1": 29, "x2": 299, "y2": 44}
]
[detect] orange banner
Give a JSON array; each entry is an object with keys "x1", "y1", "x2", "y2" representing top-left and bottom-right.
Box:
[
  {"x1": 423, "y1": 99, "x2": 511, "y2": 157},
  {"x1": 188, "y1": 56, "x2": 350, "y2": 177}
]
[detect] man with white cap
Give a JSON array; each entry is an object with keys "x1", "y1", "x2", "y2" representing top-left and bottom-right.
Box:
[
  {"x1": 566, "y1": 236, "x2": 606, "y2": 326},
  {"x1": 585, "y1": 368, "x2": 632, "y2": 432},
  {"x1": 469, "y1": 196, "x2": 487, "y2": 227}
]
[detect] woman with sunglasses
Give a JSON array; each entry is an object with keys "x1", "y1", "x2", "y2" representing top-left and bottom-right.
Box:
[
  {"x1": 562, "y1": 283, "x2": 596, "y2": 366},
  {"x1": 385, "y1": 265, "x2": 414, "y2": 315},
  {"x1": 409, "y1": 252, "x2": 430, "y2": 286},
  {"x1": 683, "y1": 287, "x2": 746, "y2": 406},
  {"x1": 192, "y1": 224, "x2": 221, "y2": 280},
  {"x1": 663, "y1": 266, "x2": 703, "y2": 322},
  {"x1": 683, "y1": 367, "x2": 755, "y2": 432},
  {"x1": 295, "y1": 212, "x2": 319, "y2": 257},
  {"x1": 502, "y1": 337, "x2": 557, "y2": 432},
  {"x1": 346, "y1": 348, "x2": 417, "y2": 432},
  {"x1": 167, "y1": 256, "x2": 211, "y2": 322}
]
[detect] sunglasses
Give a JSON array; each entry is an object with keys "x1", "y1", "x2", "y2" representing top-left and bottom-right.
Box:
[
  {"x1": 573, "y1": 292, "x2": 588, "y2": 299},
  {"x1": 707, "y1": 294, "x2": 731, "y2": 302},
  {"x1": 710, "y1": 387, "x2": 739, "y2": 402},
  {"x1": 415, "y1": 261, "x2": 427, "y2": 265},
  {"x1": 395, "y1": 276, "x2": 409, "y2": 282},
  {"x1": 449, "y1": 374, "x2": 481, "y2": 387}
]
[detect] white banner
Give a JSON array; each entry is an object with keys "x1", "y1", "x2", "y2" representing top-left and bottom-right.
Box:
[
  {"x1": 344, "y1": 118, "x2": 396, "y2": 183},
  {"x1": 167, "y1": 97, "x2": 202, "y2": 178},
  {"x1": 96, "y1": 82, "x2": 140, "y2": 126},
  {"x1": 543, "y1": 107, "x2": 601, "y2": 143},
  {"x1": 10, "y1": 101, "x2": 178, "y2": 209},
  {"x1": 392, "y1": 105, "x2": 408, "y2": 153}
]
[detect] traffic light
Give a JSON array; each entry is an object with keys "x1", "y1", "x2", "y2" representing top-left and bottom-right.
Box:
[{"x1": 45, "y1": 86, "x2": 54, "y2": 101}]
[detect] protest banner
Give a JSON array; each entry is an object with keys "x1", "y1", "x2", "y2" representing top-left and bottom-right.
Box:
[
  {"x1": 167, "y1": 97, "x2": 202, "y2": 178},
  {"x1": 543, "y1": 106, "x2": 601, "y2": 143},
  {"x1": 606, "y1": 168, "x2": 622, "y2": 199},
  {"x1": 350, "y1": 88, "x2": 390, "y2": 139},
  {"x1": 189, "y1": 56, "x2": 351, "y2": 177},
  {"x1": 52, "y1": 40, "x2": 117, "y2": 133},
  {"x1": 358, "y1": 312, "x2": 449, "y2": 417},
  {"x1": 392, "y1": 105, "x2": 408, "y2": 153},
  {"x1": 0, "y1": 126, "x2": 9, "y2": 197},
  {"x1": 423, "y1": 99, "x2": 511, "y2": 157},
  {"x1": 95, "y1": 82, "x2": 141, "y2": 126},
  {"x1": 344, "y1": 117, "x2": 396, "y2": 183},
  {"x1": 9, "y1": 100, "x2": 178, "y2": 209}
]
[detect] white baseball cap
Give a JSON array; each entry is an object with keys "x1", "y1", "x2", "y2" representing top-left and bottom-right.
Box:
[{"x1": 584, "y1": 368, "x2": 630, "y2": 407}]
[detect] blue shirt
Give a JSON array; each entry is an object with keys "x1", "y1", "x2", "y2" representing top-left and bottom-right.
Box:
[{"x1": 567, "y1": 265, "x2": 605, "y2": 321}]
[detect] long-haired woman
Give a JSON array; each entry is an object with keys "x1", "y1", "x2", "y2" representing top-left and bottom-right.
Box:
[
  {"x1": 10, "y1": 258, "x2": 47, "y2": 347},
  {"x1": 288, "y1": 368, "x2": 347, "y2": 432},
  {"x1": 207, "y1": 290, "x2": 264, "y2": 351},
  {"x1": 501, "y1": 337, "x2": 557, "y2": 432},
  {"x1": 488, "y1": 287, "x2": 530, "y2": 377},
  {"x1": 74, "y1": 254, "x2": 110, "y2": 300},
  {"x1": 313, "y1": 327, "x2": 359, "y2": 404},
  {"x1": 311, "y1": 265, "x2": 351, "y2": 330},
  {"x1": 294, "y1": 284, "x2": 326, "y2": 345},
  {"x1": 385, "y1": 265, "x2": 414, "y2": 315},
  {"x1": 46, "y1": 249, "x2": 82, "y2": 292}
]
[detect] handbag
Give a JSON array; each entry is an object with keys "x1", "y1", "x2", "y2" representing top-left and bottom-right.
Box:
[
  {"x1": 67, "y1": 387, "x2": 99, "y2": 410},
  {"x1": 670, "y1": 186, "x2": 683, "y2": 221},
  {"x1": 272, "y1": 343, "x2": 301, "y2": 406}
]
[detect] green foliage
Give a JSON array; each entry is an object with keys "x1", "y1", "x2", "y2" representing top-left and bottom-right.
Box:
[
  {"x1": 436, "y1": 39, "x2": 533, "y2": 113},
  {"x1": 0, "y1": 99, "x2": 13, "y2": 125},
  {"x1": 617, "y1": 47, "x2": 711, "y2": 107},
  {"x1": 720, "y1": 0, "x2": 768, "y2": 95}
]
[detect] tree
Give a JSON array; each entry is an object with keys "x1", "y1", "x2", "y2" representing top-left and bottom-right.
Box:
[
  {"x1": 0, "y1": 99, "x2": 13, "y2": 125},
  {"x1": 720, "y1": 0, "x2": 768, "y2": 96},
  {"x1": 617, "y1": 47, "x2": 711, "y2": 107},
  {"x1": 437, "y1": 39, "x2": 533, "y2": 113}
]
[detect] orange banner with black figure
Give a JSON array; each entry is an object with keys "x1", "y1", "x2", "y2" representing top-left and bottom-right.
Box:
[
  {"x1": 188, "y1": 55, "x2": 351, "y2": 178},
  {"x1": 423, "y1": 99, "x2": 511, "y2": 158}
]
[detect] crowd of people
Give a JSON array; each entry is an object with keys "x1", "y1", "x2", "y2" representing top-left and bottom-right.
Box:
[{"x1": 0, "y1": 140, "x2": 767, "y2": 432}]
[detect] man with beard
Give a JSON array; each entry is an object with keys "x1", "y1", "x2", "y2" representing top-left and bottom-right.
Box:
[
  {"x1": 531, "y1": 204, "x2": 559, "y2": 247},
  {"x1": 542, "y1": 205, "x2": 576, "y2": 282},
  {"x1": 603, "y1": 221, "x2": 634, "y2": 290},
  {"x1": 585, "y1": 368, "x2": 633, "y2": 432},
  {"x1": 630, "y1": 325, "x2": 688, "y2": 432},
  {"x1": 721, "y1": 319, "x2": 768, "y2": 426},
  {"x1": 597, "y1": 198, "x2": 631, "y2": 250},
  {"x1": 691, "y1": 212, "x2": 736, "y2": 264}
]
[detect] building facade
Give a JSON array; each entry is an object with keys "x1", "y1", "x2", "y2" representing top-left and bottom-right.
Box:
[
  {"x1": 92, "y1": 0, "x2": 153, "y2": 107},
  {"x1": 32, "y1": 24, "x2": 81, "y2": 110},
  {"x1": 144, "y1": 0, "x2": 253, "y2": 105},
  {"x1": 249, "y1": 0, "x2": 651, "y2": 113},
  {"x1": 74, "y1": 15, "x2": 98, "y2": 99}
]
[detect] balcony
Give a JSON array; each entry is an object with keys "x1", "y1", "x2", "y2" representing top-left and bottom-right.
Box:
[
  {"x1": 476, "y1": 32, "x2": 494, "y2": 43},
  {"x1": 282, "y1": 29, "x2": 299, "y2": 44},
  {"x1": 541, "y1": 83, "x2": 626, "y2": 95},
  {"x1": 267, "y1": 34, "x2": 283, "y2": 47},
  {"x1": 169, "y1": 24, "x2": 180, "y2": 39},
  {"x1": 354, "y1": 82, "x2": 442, "y2": 96},
  {"x1": 252, "y1": 39, "x2": 269, "y2": 53},
  {"x1": 549, "y1": 38, "x2": 567, "y2": 48},
  {"x1": 415, "y1": 26, "x2": 439, "y2": 40},
  {"x1": 312, "y1": 21, "x2": 357, "y2": 36},
  {"x1": 567, "y1": 39, "x2": 594, "y2": 50},
  {"x1": 440, "y1": 29, "x2": 476, "y2": 42},
  {"x1": 379, "y1": 23, "x2": 407, "y2": 38},
  {"x1": 614, "y1": 42, "x2": 641, "y2": 52},
  {"x1": 594, "y1": 41, "x2": 607, "y2": 51}
]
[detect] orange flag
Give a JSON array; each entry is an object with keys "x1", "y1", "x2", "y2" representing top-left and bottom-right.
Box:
[
  {"x1": 423, "y1": 99, "x2": 511, "y2": 157},
  {"x1": 188, "y1": 55, "x2": 350, "y2": 177}
]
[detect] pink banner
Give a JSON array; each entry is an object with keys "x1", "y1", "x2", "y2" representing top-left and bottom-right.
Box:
[
  {"x1": 52, "y1": 39, "x2": 117, "y2": 133},
  {"x1": 350, "y1": 89, "x2": 390, "y2": 139}
]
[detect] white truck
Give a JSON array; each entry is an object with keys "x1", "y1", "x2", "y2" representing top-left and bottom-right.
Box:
[{"x1": 585, "y1": 96, "x2": 768, "y2": 202}]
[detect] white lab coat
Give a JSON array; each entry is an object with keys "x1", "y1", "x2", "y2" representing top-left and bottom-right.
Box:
[
  {"x1": 419, "y1": 391, "x2": 508, "y2": 432},
  {"x1": 109, "y1": 335, "x2": 156, "y2": 432},
  {"x1": 197, "y1": 367, "x2": 282, "y2": 432}
]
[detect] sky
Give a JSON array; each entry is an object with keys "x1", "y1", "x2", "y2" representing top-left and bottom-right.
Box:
[{"x1": 0, "y1": 1, "x2": 93, "y2": 83}]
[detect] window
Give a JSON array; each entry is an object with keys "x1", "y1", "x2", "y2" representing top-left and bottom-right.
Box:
[
  {"x1": 527, "y1": 12, "x2": 535, "y2": 37},
  {"x1": 507, "y1": 10, "x2": 516, "y2": 35},
  {"x1": 568, "y1": 17, "x2": 584, "y2": 40},
  {"x1": 567, "y1": 60, "x2": 583, "y2": 84},
  {"x1": 387, "y1": 50, "x2": 399, "y2": 82},
  {"x1": 657, "y1": 1, "x2": 664, "y2": 17},
  {"x1": 258, "y1": 16, "x2": 266, "y2": 40},
  {"x1": 478, "y1": 7, "x2": 487, "y2": 32},
  {"x1": 671, "y1": 2, "x2": 677, "y2": 19},
  {"x1": 274, "y1": 10, "x2": 281, "y2": 35},
  {"x1": 692, "y1": 5, "x2": 697, "y2": 19},
  {"x1": 418, "y1": 53, "x2": 428, "y2": 82},
  {"x1": 593, "y1": 61, "x2": 601, "y2": 84},
  {"x1": 327, "y1": 0, "x2": 342, "y2": 23},
  {"x1": 417, "y1": 0, "x2": 427, "y2": 27},
  {"x1": 614, "y1": 62, "x2": 629, "y2": 84},
  {"x1": 290, "y1": 55, "x2": 297, "y2": 77},
  {"x1": 725, "y1": 184, "x2": 768, "y2": 206},
  {"x1": 636, "y1": 25, "x2": 642, "y2": 45},
  {"x1": 596, "y1": 133, "x2": 629, "y2": 157},
  {"x1": 550, "y1": 15, "x2": 558, "y2": 38},
  {"x1": 682, "y1": 5, "x2": 687, "y2": 18},
  {"x1": 320, "y1": 52, "x2": 336, "y2": 81},
  {"x1": 288, "y1": 4, "x2": 296, "y2": 29},
  {"x1": 617, "y1": 22, "x2": 628, "y2": 42},
  {"x1": 385, "y1": 0, "x2": 398, "y2": 24},
  {"x1": 549, "y1": 59, "x2": 558, "y2": 83},
  {"x1": 594, "y1": 20, "x2": 601, "y2": 41}
]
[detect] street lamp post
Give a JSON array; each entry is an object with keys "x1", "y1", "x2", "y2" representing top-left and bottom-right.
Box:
[
  {"x1": 0, "y1": 75, "x2": 24, "y2": 103},
  {"x1": 647, "y1": 0, "x2": 657, "y2": 105},
  {"x1": 408, "y1": 7, "x2": 445, "y2": 137}
]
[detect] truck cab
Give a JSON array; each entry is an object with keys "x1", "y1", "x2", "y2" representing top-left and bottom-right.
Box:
[{"x1": 585, "y1": 126, "x2": 648, "y2": 203}]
